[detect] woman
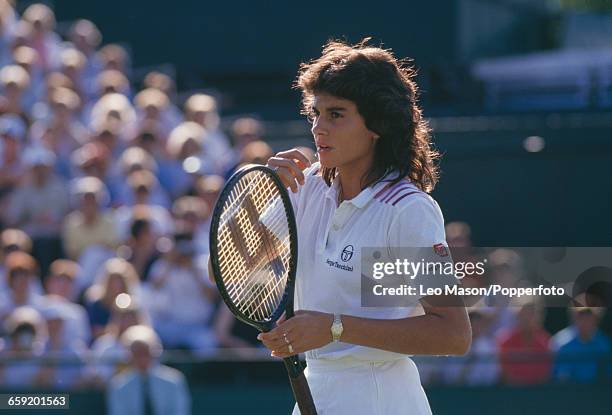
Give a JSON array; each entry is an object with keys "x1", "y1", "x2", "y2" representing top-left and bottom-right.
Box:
[{"x1": 259, "y1": 40, "x2": 471, "y2": 414}]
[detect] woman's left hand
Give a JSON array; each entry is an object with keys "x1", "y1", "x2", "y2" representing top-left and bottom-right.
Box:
[{"x1": 257, "y1": 310, "x2": 334, "y2": 358}]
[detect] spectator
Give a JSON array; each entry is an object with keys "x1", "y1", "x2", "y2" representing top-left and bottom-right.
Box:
[
  {"x1": 159, "y1": 121, "x2": 208, "y2": 198},
  {"x1": 115, "y1": 145, "x2": 169, "y2": 208},
  {"x1": 0, "y1": 306, "x2": 47, "y2": 388},
  {"x1": 30, "y1": 86, "x2": 88, "y2": 161},
  {"x1": 238, "y1": 139, "x2": 273, "y2": 167},
  {"x1": 98, "y1": 44, "x2": 130, "y2": 76},
  {"x1": 146, "y1": 232, "x2": 217, "y2": 354},
  {"x1": 89, "y1": 93, "x2": 136, "y2": 138},
  {"x1": 22, "y1": 3, "x2": 62, "y2": 72},
  {"x1": 6, "y1": 146, "x2": 68, "y2": 276},
  {"x1": 89, "y1": 302, "x2": 146, "y2": 384},
  {"x1": 12, "y1": 45, "x2": 44, "y2": 111},
  {"x1": 498, "y1": 296, "x2": 552, "y2": 385},
  {"x1": 0, "y1": 114, "x2": 27, "y2": 225},
  {"x1": 38, "y1": 306, "x2": 85, "y2": 389},
  {"x1": 171, "y1": 196, "x2": 210, "y2": 256},
  {"x1": 0, "y1": 0, "x2": 18, "y2": 67},
  {"x1": 0, "y1": 252, "x2": 43, "y2": 323},
  {"x1": 0, "y1": 229, "x2": 40, "y2": 297},
  {"x1": 39, "y1": 259, "x2": 90, "y2": 344},
  {"x1": 62, "y1": 176, "x2": 118, "y2": 260},
  {"x1": 59, "y1": 48, "x2": 87, "y2": 103},
  {"x1": 117, "y1": 207, "x2": 162, "y2": 282},
  {"x1": 554, "y1": 298, "x2": 611, "y2": 383},
  {"x1": 115, "y1": 170, "x2": 174, "y2": 240},
  {"x1": 194, "y1": 174, "x2": 224, "y2": 213},
  {"x1": 107, "y1": 325, "x2": 190, "y2": 415},
  {"x1": 68, "y1": 19, "x2": 103, "y2": 101},
  {"x1": 142, "y1": 71, "x2": 182, "y2": 126},
  {"x1": 85, "y1": 258, "x2": 140, "y2": 338},
  {"x1": 96, "y1": 69, "x2": 130, "y2": 98},
  {"x1": 134, "y1": 87, "x2": 179, "y2": 137},
  {"x1": 184, "y1": 93, "x2": 230, "y2": 173},
  {"x1": 0, "y1": 64, "x2": 31, "y2": 119},
  {"x1": 72, "y1": 141, "x2": 121, "y2": 200}
]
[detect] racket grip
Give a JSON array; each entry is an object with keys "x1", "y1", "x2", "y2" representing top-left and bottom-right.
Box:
[{"x1": 284, "y1": 358, "x2": 318, "y2": 415}]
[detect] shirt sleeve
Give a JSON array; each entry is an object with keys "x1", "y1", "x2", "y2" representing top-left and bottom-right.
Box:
[{"x1": 387, "y1": 196, "x2": 456, "y2": 298}]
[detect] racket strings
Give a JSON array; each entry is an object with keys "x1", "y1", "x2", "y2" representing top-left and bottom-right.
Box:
[{"x1": 216, "y1": 171, "x2": 292, "y2": 321}]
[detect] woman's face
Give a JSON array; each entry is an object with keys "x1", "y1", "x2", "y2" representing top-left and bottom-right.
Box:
[{"x1": 310, "y1": 93, "x2": 377, "y2": 173}]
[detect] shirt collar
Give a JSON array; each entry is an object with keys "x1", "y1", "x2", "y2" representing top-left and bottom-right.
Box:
[{"x1": 324, "y1": 169, "x2": 401, "y2": 209}]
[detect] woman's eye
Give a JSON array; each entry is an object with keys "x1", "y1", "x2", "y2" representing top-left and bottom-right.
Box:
[{"x1": 330, "y1": 111, "x2": 341, "y2": 119}]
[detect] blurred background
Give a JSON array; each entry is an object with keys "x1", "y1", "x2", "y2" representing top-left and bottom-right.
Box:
[{"x1": 0, "y1": 0, "x2": 611, "y2": 413}]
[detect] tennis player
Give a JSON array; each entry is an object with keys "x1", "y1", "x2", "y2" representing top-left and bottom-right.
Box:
[{"x1": 259, "y1": 40, "x2": 471, "y2": 414}]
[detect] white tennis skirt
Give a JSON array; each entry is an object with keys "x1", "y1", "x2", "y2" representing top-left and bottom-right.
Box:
[{"x1": 291, "y1": 357, "x2": 432, "y2": 415}]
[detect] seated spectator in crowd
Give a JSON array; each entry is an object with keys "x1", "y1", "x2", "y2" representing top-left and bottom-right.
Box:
[
  {"x1": 115, "y1": 170, "x2": 174, "y2": 240},
  {"x1": 184, "y1": 93, "x2": 230, "y2": 174},
  {"x1": 107, "y1": 325, "x2": 190, "y2": 415},
  {"x1": 22, "y1": 3, "x2": 62, "y2": 73},
  {"x1": 237, "y1": 139, "x2": 273, "y2": 167},
  {"x1": 38, "y1": 306, "x2": 85, "y2": 389},
  {"x1": 30, "y1": 86, "x2": 88, "y2": 162},
  {"x1": 0, "y1": 229, "x2": 38, "y2": 296},
  {"x1": 12, "y1": 45, "x2": 44, "y2": 112},
  {"x1": 89, "y1": 92, "x2": 136, "y2": 139},
  {"x1": 72, "y1": 141, "x2": 123, "y2": 202},
  {"x1": 134, "y1": 87, "x2": 179, "y2": 138},
  {"x1": 59, "y1": 48, "x2": 87, "y2": 104},
  {"x1": 6, "y1": 146, "x2": 68, "y2": 277},
  {"x1": 115, "y1": 145, "x2": 169, "y2": 208},
  {"x1": 554, "y1": 297, "x2": 611, "y2": 383},
  {"x1": 142, "y1": 71, "x2": 182, "y2": 127},
  {"x1": 171, "y1": 196, "x2": 210, "y2": 256},
  {"x1": 0, "y1": 1, "x2": 18, "y2": 68},
  {"x1": 96, "y1": 69, "x2": 130, "y2": 99},
  {"x1": 0, "y1": 306, "x2": 47, "y2": 388},
  {"x1": 194, "y1": 174, "x2": 224, "y2": 215},
  {"x1": 146, "y1": 232, "x2": 217, "y2": 354},
  {"x1": 29, "y1": 71, "x2": 75, "y2": 123},
  {"x1": 442, "y1": 307, "x2": 499, "y2": 386},
  {"x1": 68, "y1": 19, "x2": 103, "y2": 102},
  {"x1": 158, "y1": 121, "x2": 209, "y2": 198},
  {"x1": 97, "y1": 44, "x2": 130, "y2": 77},
  {"x1": 0, "y1": 114, "x2": 27, "y2": 226},
  {"x1": 62, "y1": 176, "x2": 118, "y2": 260},
  {"x1": 0, "y1": 64, "x2": 31, "y2": 119},
  {"x1": 117, "y1": 207, "x2": 162, "y2": 282},
  {"x1": 0, "y1": 252, "x2": 43, "y2": 323},
  {"x1": 85, "y1": 258, "x2": 140, "y2": 339},
  {"x1": 224, "y1": 117, "x2": 264, "y2": 176},
  {"x1": 89, "y1": 301, "x2": 146, "y2": 384},
  {"x1": 91, "y1": 119, "x2": 125, "y2": 160},
  {"x1": 498, "y1": 296, "x2": 552, "y2": 385},
  {"x1": 39, "y1": 259, "x2": 90, "y2": 344}
]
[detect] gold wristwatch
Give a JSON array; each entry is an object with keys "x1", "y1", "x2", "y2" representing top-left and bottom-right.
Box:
[{"x1": 331, "y1": 314, "x2": 343, "y2": 342}]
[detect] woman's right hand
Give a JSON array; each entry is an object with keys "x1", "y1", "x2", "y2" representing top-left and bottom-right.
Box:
[{"x1": 266, "y1": 148, "x2": 312, "y2": 193}]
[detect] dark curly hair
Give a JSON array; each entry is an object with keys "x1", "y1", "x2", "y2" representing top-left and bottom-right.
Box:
[{"x1": 295, "y1": 39, "x2": 439, "y2": 192}]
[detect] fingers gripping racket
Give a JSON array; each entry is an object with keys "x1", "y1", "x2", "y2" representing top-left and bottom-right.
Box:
[{"x1": 209, "y1": 164, "x2": 317, "y2": 415}]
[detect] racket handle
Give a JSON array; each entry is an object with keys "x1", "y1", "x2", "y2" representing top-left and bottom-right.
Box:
[{"x1": 284, "y1": 358, "x2": 317, "y2": 415}]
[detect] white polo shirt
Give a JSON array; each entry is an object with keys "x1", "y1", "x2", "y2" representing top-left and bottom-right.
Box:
[{"x1": 289, "y1": 162, "x2": 449, "y2": 362}]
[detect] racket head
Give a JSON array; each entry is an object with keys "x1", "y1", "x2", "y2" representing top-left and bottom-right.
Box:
[{"x1": 209, "y1": 164, "x2": 298, "y2": 332}]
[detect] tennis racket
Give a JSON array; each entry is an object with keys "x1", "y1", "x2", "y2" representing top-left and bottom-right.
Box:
[{"x1": 209, "y1": 164, "x2": 317, "y2": 415}]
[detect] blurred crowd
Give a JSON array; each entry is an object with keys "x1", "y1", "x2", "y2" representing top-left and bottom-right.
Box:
[
  {"x1": 0, "y1": 1, "x2": 610, "y2": 396},
  {"x1": 0, "y1": 1, "x2": 319, "y2": 392},
  {"x1": 415, "y1": 222, "x2": 612, "y2": 387}
]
